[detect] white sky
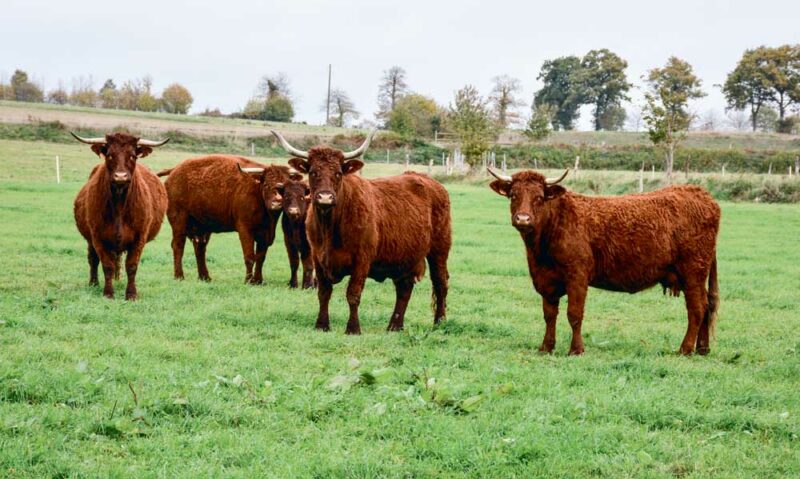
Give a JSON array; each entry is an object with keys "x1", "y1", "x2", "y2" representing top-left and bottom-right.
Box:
[{"x1": 2, "y1": 0, "x2": 799, "y2": 130}]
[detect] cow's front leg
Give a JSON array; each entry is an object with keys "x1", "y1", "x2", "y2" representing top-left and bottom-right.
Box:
[
  {"x1": 315, "y1": 263, "x2": 332, "y2": 331},
  {"x1": 566, "y1": 282, "x2": 588, "y2": 355},
  {"x1": 93, "y1": 240, "x2": 116, "y2": 299},
  {"x1": 539, "y1": 296, "x2": 560, "y2": 353},
  {"x1": 236, "y1": 227, "x2": 257, "y2": 284},
  {"x1": 124, "y1": 241, "x2": 145, "y2": 301},
  {"x1": 252, "y1": 237, "x2": 268, "y2": 285},
  {"x1": 344, "y1": 263, "x2": 369, "y2": 335}
]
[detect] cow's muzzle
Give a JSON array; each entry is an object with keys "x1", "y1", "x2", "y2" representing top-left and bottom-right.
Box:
[
  {"x1": 315, "y1": 192, "x2": 335, "y2": 208},
  {"x1": 112, "y1": 171, "x2": 131, "y2": 185},
  {"x1": 513, "y1": 213, "x2": 532, "y2": 228},
  {"x1": 287, "y1": 206, "x2": 302, "y2": 220},
  {"x1": 269, "y1": 194, "x2": 283, "y2": 210}
]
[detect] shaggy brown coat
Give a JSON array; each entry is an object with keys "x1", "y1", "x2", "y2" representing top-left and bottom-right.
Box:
[
  {"x1": 289, "y1": 147, "x2": 452, "y2": 334},
  {"x1": 73, "y1": 132, "x2": 167, "y2": 300},
  {"x1": 158, "y1": 155, "x2": 290, "y2": 284},
  {"x1": 279, "y1": 179, "x2": 315, "y2": 289},
  {"x1": 490, "y1": 170, "x2": 720, "y2": 355}
]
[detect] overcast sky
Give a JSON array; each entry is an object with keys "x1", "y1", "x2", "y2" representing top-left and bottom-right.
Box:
[{"x1": 3, "y1": 0, "x2": 799, "y2": 130}]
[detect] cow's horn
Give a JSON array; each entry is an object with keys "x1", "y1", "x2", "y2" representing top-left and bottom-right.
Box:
[
  {"x1": 70, "y1": 132, "x2": 106, "y2": 145},
  {"x1": 237, "y1": 163, "x2": 265, "y2": 174},
  {"x1": 342, "y1": 128, "x2": 377, "y2": 160},
  {"x1": 138, "y1": 138, "x2": 170, "y2": 147},
  {"x1": 487, "y1": 167, "x2": 512, "y2": 182},
  {"x1": 270, "y1": 130, "x2": 309, "y2": 159},
  {"x1": 545, "y1": 169, "x2": 569, "y2": 185}
]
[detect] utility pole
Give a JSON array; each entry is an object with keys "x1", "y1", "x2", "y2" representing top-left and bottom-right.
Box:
[{"x1": 325, "y1": 64, "x2": 332, "y2": 125}]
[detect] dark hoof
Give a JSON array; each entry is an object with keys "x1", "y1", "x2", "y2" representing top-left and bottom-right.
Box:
[
  {"x1": 288, "y1": 281, "x2": 298, "y2": 289},
  {"x1": 678, "y1": 346, "x2": 694, "y2": 356},
  {"x1": 89, "y1": 279, "x2": 99, "y2": 286},
  {"x1": 387, "y1": 323, "x2": 403, "y2": 332},
  {"x1": 538, "y1": 344, "x2": 555, "y2": 354},
  {"x1": 696, "y1": 347, "x2": 710, "y2": 356},
  {"x1": 568, "y1": 347, "x2": 585, "y2": 356},
  {"x1": 103, "y1": 292, "x2": 114, "y2": 299},
  {"x1": 345, "y1": 327, "x2": 362, "y2": 335},
  {"x1": 315, "y1": 323, "x2": 331, "y2": 332},
  {"x1": 174, "y1": 275, "x2": 185, "y2": 281},
  {"x1": 125, "y1": 293, "x2": 138, "y2": 301}
]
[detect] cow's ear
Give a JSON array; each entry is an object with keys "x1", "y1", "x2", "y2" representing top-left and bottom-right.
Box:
[
  {"x1": 91, "y1": 144, "x2": 107, "y2": 158},
  {"x1": 136, "y1": 146, "x2": 153, "y2": 159},
  {"x1": 342, "y1": 159, "x2": 364, "y2": 175},
  {"x1": 489, "y1": 179, "x2": 512, "y2": 197},
  {"x1": 545, "y1": 185, "x2": 566, "y2": 200},
  {"x1": 288, "y1": 158, "x2": 309, "y2": 173}
]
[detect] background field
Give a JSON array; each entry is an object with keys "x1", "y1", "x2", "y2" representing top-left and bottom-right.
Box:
[{"x1": 1, "y1": 139, "x2": 799, "y2": 477}]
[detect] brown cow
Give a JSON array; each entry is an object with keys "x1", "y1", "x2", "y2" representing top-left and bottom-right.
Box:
[
  {"x1": 272, "y1": 129, "x2": 452, "y2": 334},
  {"x1": 157, "y1": 156, "x2": 293, "y2": 284},
  {"x1": 488, "y1": 168, "x2": 720, "y2": 356},
  {"x1": 278, "y1": 177, "x2": 316, "y2": 289},
  {"x1": 72, "y1": 132, "x2": 169, "y2": 300}
]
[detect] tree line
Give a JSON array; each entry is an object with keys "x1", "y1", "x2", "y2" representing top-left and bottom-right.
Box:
[{"x1": 0, "y1": 70, "x2": 194, "y2": 114}]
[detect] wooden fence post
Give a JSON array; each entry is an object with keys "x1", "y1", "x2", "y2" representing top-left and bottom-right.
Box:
[
  {"x1": 639, "y1": 162, "x2": 644, "y2": 193},
  {"x1": 55, "y1": 155, "x2": 61, "y2": 184}
]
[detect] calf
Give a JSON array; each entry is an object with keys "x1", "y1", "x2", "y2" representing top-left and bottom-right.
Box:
[
  {"x1": 72, "y1": 132, "x2": 169, "y2": 300},
  {"x1": 488, "y1": 168, "x2": 720, "y2": 355},
  {"x1": 272, "y1": 129, "x2": 452, "y2": 334},
  {"x1": 157, "y1": 156, "x2": 293, "y2": 284},
  {"x1": 278, "y1": 177, "x2": 316, "y2": 289}
]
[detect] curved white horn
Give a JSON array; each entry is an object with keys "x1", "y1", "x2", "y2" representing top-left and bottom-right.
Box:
[
  {"x1": 487, "y1": 167, "x2": 512, "y2": 182},
  {"x1": 138, "y1": 138, "x2": 170, "y2": 147},
  {"x1": 70, "y1": 132, "x2": 106, "y2": 145},
  {"x1": 342, "y1": 128, "x2": 377, "y2": 160},
  {"x1": 545, "y1": 169, "x2": 570, "y2": 185},
  {"x1": 270, "y1": 130, "x2": 309, "y2": 159},
  {"x1": 237, "y1": 163, "x2": 265, "y2": 174}
]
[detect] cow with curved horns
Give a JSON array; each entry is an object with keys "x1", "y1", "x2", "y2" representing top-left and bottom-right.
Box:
[
  {"x1": 278, "y1": 176, "x2": 316, "y2": 289},
  {"x1": 273, "y1": 129, "x2": 452, "y2": 334},
  {"x1": 157, "y1": 156, "x2": 296, "y2": 284},
  {"x1": 488, "y1": 168, "x2": 720, "y2": 355},
  {"x1": 72, "y1": 132, "x2": 169, "y2": 300}
]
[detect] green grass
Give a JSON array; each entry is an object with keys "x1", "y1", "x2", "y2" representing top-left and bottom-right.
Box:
[{"x1": 1, "y1": 142, "x2": 799, "y2": 477}]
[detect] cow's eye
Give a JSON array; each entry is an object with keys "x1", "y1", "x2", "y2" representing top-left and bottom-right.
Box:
[{"x1": 335, "y1": 172, "x2": 342, "y2": 179}]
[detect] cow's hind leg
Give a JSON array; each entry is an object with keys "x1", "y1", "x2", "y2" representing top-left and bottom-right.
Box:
[
  {"x1": 113, "y1": 253, "x2": 122, "y2": 280},
  {"x1": 93, "y1": 241, "x2": 116, "y2": 299},
  {"x1": 192, "y1": 233, "x2": 212, "y2": 281},
  {"x1": 427, "y1": 252, "x2": 449, "y2": 324},
  {"x1": 169, "y1": 213, "x2": 189, "y2": 280},
  {"x1": 252, "y1": 237, "x2": 268, "y2": 285},
  {"x1": 87, "y1": 243, "x2": 99, "y2": 286},
  {"x1": 388, "y1": 276, "x2": 415, "y2": 331},
  {"x1": 680, "y1": 282, "x2": 708, "y2": 355}
]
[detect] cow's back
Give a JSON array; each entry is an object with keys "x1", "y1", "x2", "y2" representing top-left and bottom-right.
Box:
[
  {"x1": 573, "y1": 185, "x2": 719, "y2": 291},
  {"x1": 164, "y1": 155, "x2": 261, "y2": 232}
]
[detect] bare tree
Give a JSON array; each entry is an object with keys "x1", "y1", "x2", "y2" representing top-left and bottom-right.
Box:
[
  {"x1": 256, "y1": 73, "x2": 292, "y2": 101},
  {"x1": 725, "y1": 109, "x2": 749, "y2": 131},
  {"x1": 699, "y1": 109, "x2": 720, "y2": 131},
  {"x1": 376, "y1": 66, "x2": 408, "y2": 125},
  {"x1": 625, "y1": 106, "x2": 644, "y2": 131},
  {"x1": 322, "y1": 88, "x2": 359, "y2": 127},
  {"x1": 489, "y1": 75, "x2": 524, "y2": 128}
]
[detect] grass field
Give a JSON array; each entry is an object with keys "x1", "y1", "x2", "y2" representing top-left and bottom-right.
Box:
[{"x1": 1, "y1": 141, "x2": 799, "y2": 477}]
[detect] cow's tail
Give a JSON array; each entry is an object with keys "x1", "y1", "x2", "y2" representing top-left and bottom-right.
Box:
[
  {"x1": 156, "y1": 168, "x2": 174, "y2": 177},
  {"x1": 706, "y1": 256, "x2": 719, "y2": 339}
]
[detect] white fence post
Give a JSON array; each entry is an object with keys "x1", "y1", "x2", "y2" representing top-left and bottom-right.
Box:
[
  {"x1": 639, "y1": 162, "x2": 644, "y2": 193},
  {"x1": 574, "y1": 156, "x2": 580, "y2": 177},
  {"x1": 428, "y1": 159, "x2": 433, "y2": 175},
  {"x1": 251, "y1": 143, "x2": 255, "y2": 156},
  {"x1": 55, "y1": 155, "x2": 61, "y2": 184}
]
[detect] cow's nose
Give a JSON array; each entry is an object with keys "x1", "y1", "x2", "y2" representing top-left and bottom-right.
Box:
[
  {"x1": 113, "y1": 172, "x2": 130, "y2": 183},
  {"x1": 287, "y1": 206, "x2": 300, "y2": 215},
  {"x1": 315, "y1": 192, "x2": 335, "y2": 206},
  {"x1": 513, "y1": 213, "x2": 531, "y2": 225}
]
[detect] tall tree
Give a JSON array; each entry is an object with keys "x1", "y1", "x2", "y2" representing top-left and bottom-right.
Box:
[
  {"x1": 760, "y1": 45, "x2": 800, "y2": 130},
  {"x1": 489, "y1": 75, "x2": 524, "y2": 128},
  {"x1": 99, "y1": 79, "x2": 118, "y2": 109},
  {"x1": 579, "y1": 49, "x2": 632, "y2": 131},
  {"x1": 533, "y1": 56, "x2": 583, "y2": 130},
  {"x1": 723, "y1": 47, "x2": 773, "y2": 131},
  {"x1": 322, "y1": 88, "x2": 359, "y2": 127},
  {"x1": 10, "y1": 69, "x2": 44, "y2": 103},
  {"x1": 256, "y1": 73, "x2": 292, "y2": 101},
  {"x1": 376, "y1": 66, "x2": 408, "y2": 126},
  {"x1": 388, "y1": 93, "x2": 442, "y2": 138},
  {"x1": 161, "y1": 83, "x2": 194, "y2": 114},
  {"x1": 448, "y1": 85, "x2": 496, "y2": 166},
  {"x1": 643, "y1": 57, "x2": 705, "y2": 183}
]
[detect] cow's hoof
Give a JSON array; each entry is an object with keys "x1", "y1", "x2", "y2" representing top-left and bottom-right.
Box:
[
  {"x1": 125, "y1": 293, "x2": 138, "y2": 301},
  {"x1": 387, "y1": 323, "x2": 403, "y2": 332},
  {"x1": 89, "y1": 279, "x2": 98, "y2": 286},
  {"x1": 538, "y1": 345, "x2": 555, "y2": 354},
  {"x1": 568, "y1": 347, "x2": 585, "y2": 356},
  {"x1": 103, "y1": 292, "x2": 114, "y2": 299},
  {"x1": 315, "y1": 323, "x2": 331, "y2": 332},
  {"x1": 345, "y1": 327, "x2": 362, "y2": 335}
]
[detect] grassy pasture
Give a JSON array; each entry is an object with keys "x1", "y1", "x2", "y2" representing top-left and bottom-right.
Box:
[{"x1": 0, "y1": 140, "x2": 799, "y2": 477}]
